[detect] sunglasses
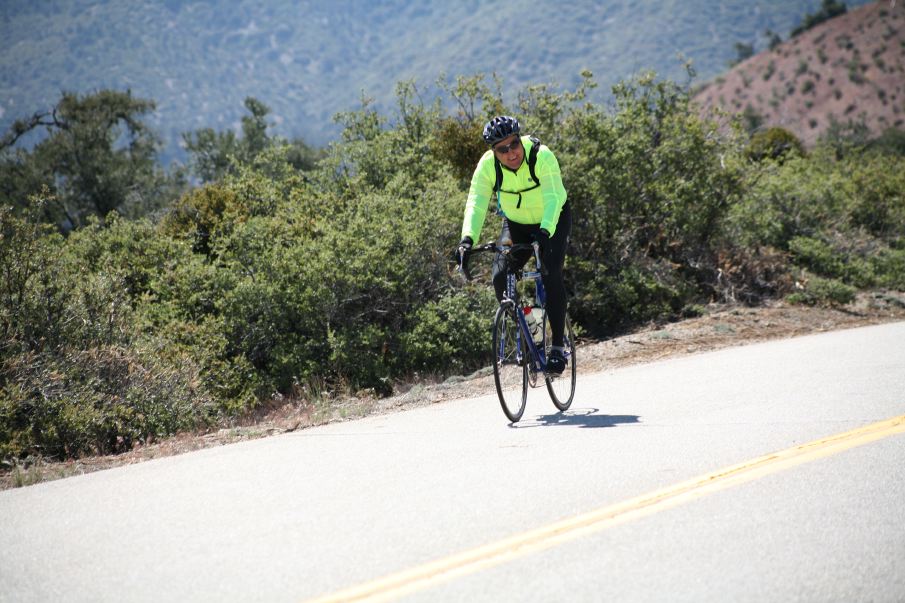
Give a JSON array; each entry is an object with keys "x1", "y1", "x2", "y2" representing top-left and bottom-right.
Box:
[{"x1": 493, "y1": 138, "x2": 521, "y2": 154}]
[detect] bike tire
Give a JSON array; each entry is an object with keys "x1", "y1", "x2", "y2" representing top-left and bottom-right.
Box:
[
  {"x1": 545, "y1": 314, "x2": 576, "y2": 411},
  {"x1": 492, "y1": 305, "x2": 528, "y2": 422}
]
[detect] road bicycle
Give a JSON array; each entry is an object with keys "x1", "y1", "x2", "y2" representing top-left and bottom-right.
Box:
[{"x1": 459, "y1": 241, "x2": 576, "y2": 422}]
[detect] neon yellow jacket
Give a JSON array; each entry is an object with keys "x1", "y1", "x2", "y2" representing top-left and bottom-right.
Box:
[{"x1": 460, "y1": 136, "x2": 568, "y2": 242}]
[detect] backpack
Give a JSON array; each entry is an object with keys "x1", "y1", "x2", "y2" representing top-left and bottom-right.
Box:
[{"x1": 493, "y1": 136, "x2": 541, "y2": 213}]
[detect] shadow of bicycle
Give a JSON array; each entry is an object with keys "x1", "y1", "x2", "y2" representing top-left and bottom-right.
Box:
[{"x1": 510, "y1": 408, "x2": 640, "y2": 429}]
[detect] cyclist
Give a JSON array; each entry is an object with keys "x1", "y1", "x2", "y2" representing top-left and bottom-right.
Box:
[{"x1": 456, "y1": 115, "x2": 572, "y2": 374}]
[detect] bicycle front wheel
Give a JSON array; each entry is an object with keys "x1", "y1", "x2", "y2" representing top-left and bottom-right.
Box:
[
  {"x1": 545, "y1": 314, "x2": 576, "y2": 411},
  {"x1": 492, "y1": 305, "x2": 528, "y2": 422}
]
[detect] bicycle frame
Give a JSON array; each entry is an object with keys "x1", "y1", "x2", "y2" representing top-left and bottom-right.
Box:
[
  {"x1": 498, "y1": 245, "x2": 548, "y2": 374},
  {"x1": 458, "y1": 240, "x2": 560, "y2": 374}
]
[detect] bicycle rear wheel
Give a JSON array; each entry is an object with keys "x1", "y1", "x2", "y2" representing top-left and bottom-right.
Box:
[
  {"x1": 492, "y1": 305, "x2": 528, "y2": 422},
  {"x1": 545, "y1": 314, "x2": 576, "y2": 411}
]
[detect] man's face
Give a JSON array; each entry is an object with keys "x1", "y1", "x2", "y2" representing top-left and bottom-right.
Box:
[{"x1": 493, "y1": 134, "x2": 524, "y2": 170}]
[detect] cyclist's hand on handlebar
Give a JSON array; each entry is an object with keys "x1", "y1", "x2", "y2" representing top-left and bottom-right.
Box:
[
  {"x1": 532, "y1": 229, "x2": 552, "y2": 273},
  {"x1": 533, "y1": 228, "x2": 551, "y2": 247},
  {"x1": 456, "y1": 236, "x2": 473, "y2": 264},
  {"x1": 455, "y1": 236, "x2": 474, "y2": 280}
]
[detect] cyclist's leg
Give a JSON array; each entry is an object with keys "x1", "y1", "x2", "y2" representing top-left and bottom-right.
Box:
[
  {"x1": 491, "y1": 218, "x2": 531, "y2": 302},
  {"x1": 542, "y1": 204, "x2": 572, "y2": 347},
  {"x1": 491, "y1": 219, "x2": 512, "y2": 302}
]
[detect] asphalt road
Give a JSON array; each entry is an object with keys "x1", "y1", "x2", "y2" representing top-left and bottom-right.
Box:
[{"x1": 2, "y1": 322, "x2": 904, "y2": 603}]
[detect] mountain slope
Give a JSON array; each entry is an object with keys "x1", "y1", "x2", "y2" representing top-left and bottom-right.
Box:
[
  {"x1": 0, "y1": 0, "x2": 876, "y2": 161},
  {"x1": 694, "y1": 0, "x2": 905, "y2": 145}
]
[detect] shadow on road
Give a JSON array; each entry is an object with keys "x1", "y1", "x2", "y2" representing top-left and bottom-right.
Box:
[{"x1": 510, "y1": 408, "x2": 641, "y2": 429}]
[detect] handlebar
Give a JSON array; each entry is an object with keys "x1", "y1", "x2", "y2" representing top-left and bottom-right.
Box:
[{"x1": 457, "y1": 241, "x2": 542, "y2": 282}]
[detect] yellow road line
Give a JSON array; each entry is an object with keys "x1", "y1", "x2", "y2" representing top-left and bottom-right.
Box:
[{"x1": 306, "y1": 414, "x2": 905, "y2": 603}]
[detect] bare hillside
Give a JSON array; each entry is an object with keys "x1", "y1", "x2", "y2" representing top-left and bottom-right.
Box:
[{"x1": 694, "y1": 0, "x2": 905, "y2": 145}]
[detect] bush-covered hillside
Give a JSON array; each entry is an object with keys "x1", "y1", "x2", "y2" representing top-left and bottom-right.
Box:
[
  {"x1": 2, "y1": 68, "x2": 904, "y2": 466},
  {"x1": 695, "y1": 0, "x2": 905, "y2": 145}
]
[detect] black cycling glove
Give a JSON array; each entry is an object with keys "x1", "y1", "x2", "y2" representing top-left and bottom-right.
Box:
[
  {"x1": 456, "y1": 236, "x2": 473, "y2": 265},
  {"x1": 533, "y1": 229, "x2": 552, "y2": 271}
]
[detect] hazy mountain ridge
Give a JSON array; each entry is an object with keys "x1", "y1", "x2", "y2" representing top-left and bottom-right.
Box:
[
  {"x1": 0, "y1": 0, "x2": 874, "y2": 162},
  {"x1": 694, "y1": 1, "x2": 905, "y2": 145}
]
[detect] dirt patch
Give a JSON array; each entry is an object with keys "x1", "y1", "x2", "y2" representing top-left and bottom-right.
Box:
[{"x1": 4, "y1": 291, "x2": 905, "y2": 489}]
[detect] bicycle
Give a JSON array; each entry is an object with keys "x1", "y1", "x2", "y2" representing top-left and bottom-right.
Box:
[{"x1": 459, "y1": 241, "x2": 577, "y2": 422}]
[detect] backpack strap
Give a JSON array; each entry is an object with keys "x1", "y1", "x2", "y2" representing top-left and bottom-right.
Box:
[
  {"x1": 526, "y1": 135, "x2": 541, "y2": 186},
  {"x1": 494, "y1": 158, "x2": 503, "y2": 195}
]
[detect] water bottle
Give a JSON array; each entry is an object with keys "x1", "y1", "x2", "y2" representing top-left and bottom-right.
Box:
[
  {"x1": 523, "y1": 306, "x2": 541, "y2": 343},
  {"x1": 530, "y1": 306, "x2": 545, "y2": 345}
]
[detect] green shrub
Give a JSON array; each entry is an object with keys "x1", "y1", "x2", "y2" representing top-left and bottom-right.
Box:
[
  {"x1": 867, "y1": 128, "x2": 905, "y2": 156},
  {"x1": 0, "y1": 202, "x2": 68, "y2": 350},
  {"x1": 733, "y1": 146, "x2": 905, "y2": 287},
  {"x1": 789, "y1": 236, "x2": 849, "y2": 279},
  {"x1": 730, "y1": 149, "x2": 852, "y2": 249},
  {"x1": 400, "y1": 288, "x2": 498, "y2": 376},
  {"x1": 1, "y1": 344, "x2": 212, "y2": 460},
  {"x1": 871, "y1": 247, "x2": 905, "y2": 289},
  {"x1": 160, "y1": 184, "x2": 248, "y2": 256},
  {"x1": 746, "y1": 127, "x2": 805, "y2": 162},
  {"x1": 185, "y1": 163, "x2": 467, "y2": 397},
  {"x1": 569, "y1": 257, "x2": 693, "y2": 334},
  {"x1": 0, "y1": 203, "x2": 228, "y2": 462},
  {"x1": 559, "y1": 71, "x2": 748, "y2": 332},
  {"x1": 742, "y1": 105, "x2": 765, "y2": 133},
  {"x1": 432, "y1": 116, "x2": 487, "y2": 182},
  {"x1": 787, "y1": 275, "x2": 856, "y2": 306},
  {"x1": 848, "y1": 153, "x2": 905, "y2": 239}
]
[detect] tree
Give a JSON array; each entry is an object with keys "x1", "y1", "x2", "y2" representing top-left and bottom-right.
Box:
[
  {"x1": 0, "y1": 89, "x2": 168, "y2": 228},
  {"x1": 791, "y1": 0, "x2": 847, "y2": 37},
  {"x1": 728, "y1": 42, "x2": 754, "y2": 68},
  {"x1": 182, "y1": 96, "x2": 319, "y2": 183},
  {"x1": 764, "y1": 29, "x2": 783, "y2": 50},
  {"x1": 183, "y1": 97, "x2": 269, "y2": 183}
]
